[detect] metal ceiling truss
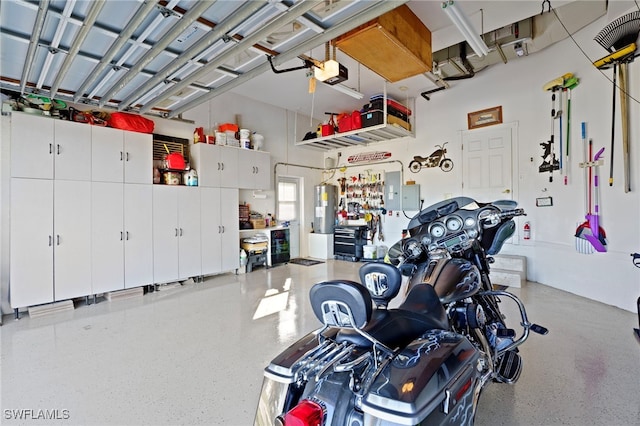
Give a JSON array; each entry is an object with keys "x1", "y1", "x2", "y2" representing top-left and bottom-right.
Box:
[{"x1": 1, "y1": 0, "x2": 406, "y2": 117}]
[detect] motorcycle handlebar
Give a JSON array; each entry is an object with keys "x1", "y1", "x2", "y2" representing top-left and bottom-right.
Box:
[{"x1": 497, "y1": 208, "x2": 526, "y2": 219}]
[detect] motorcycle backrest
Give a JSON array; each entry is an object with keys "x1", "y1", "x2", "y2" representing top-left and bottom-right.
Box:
[
  {"x1": 359, "y1": 262, "x2": 402, "y2": 308},
  {"x1": 309, "y1": 280, "x2": 372, "y2": 329}
]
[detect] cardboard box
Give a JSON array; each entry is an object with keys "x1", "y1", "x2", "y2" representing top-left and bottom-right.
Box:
[{"x1": 250, "y1": 218, "x2": 266, "y2": 229}]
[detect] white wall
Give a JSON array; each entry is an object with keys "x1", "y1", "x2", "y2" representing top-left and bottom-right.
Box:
[{"x1": 323, "y1": 16, "x2": 639, "y2": 312}]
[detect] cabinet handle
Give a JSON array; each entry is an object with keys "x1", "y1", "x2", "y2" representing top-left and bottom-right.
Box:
[
  {"x1": 120, "y1": 151, "x2": 123, "y2": 161},
  {"x1": 126, "y1": 152, "x2": 129, "y2": 162},
  {"x1": 126, "y1": 231, "x2": 129, "y2": 240},
  {"x1": 49, "y1": 144, "x2": 53, "y2": 154},
  {"x1": 175, "y1": 228, "x2": 178, "y2": 237},
  {"x1": 57, "y1": 144, "x2": 60, "y2": 155},
  {"x1": 221, "y1": 162, "x2": 224, "y2": 171},
  {"x1": 217, "y1": 162, "x2": 220, "y2": 170},
  {"x1": 120, "y1": 231, "x2": 123, "y2": 241},
  {"x1": 179, "y1": 228, "x2": 183, "y2": 236},
  {"x1": 255, "y1": 166, "x2": 258, "y2": 174},
  {"x1": 221, "y1": 225, "x2": 225, "y2": 233},
  {"x1": 49, "y1": 235, "x2": 52, "y2": 246},
  {"x1": 56, "y1": 235, "x2": 60, "y2": 245}
]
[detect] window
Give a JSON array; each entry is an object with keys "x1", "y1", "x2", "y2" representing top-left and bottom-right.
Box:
[{"x1": 278, "y1": 178, "x2": 298, "y2": 221}]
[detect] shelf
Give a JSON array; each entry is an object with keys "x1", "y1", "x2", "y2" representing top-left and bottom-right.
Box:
[{"x1": 295, "y1": 122, "x2": 413, "y2": 151}]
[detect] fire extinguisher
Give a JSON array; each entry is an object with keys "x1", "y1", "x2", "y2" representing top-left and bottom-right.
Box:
[{"x1": 523, "y1": 222, "x2": 531, "y2": 240}]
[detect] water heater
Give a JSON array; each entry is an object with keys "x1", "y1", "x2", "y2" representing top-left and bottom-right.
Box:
[{"x1": 314, "y1": 185, "x2": 337, "y2": 234}]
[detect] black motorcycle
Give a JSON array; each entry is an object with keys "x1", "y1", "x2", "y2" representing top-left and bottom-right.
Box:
[{"x1": 255, "y1": 196, "x2": 547, "y2": 426}]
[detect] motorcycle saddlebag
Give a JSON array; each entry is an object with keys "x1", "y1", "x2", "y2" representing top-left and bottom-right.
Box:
[
  {"x1": 361, "y1": 330, "x2": 480, "y2": 425},
  {"x1": 107, "y1": 112, "x2": 155, "y2": 133}
]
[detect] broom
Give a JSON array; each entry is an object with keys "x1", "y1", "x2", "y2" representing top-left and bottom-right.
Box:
[{"x1": 575, "y1": 123, "x2": 594, "y2": 254}]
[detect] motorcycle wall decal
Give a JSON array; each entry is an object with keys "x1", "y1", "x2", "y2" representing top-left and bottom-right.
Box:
[
  {"x1": 409, "y1": 142, "x2": 454, "y2": 173},
  {"x1": 255, "y1": 196, "x2": 548, "y2": 426}
]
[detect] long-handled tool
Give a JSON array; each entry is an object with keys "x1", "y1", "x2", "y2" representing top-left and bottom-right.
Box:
[
  {"x1": 542, "y1": 73, "x2": 572, "y2": 182},
  {"x1": 594, "y1": 11, "x2": 639, "y2": 192},
  {"x1": 562, "y1": 76, "x2": 579, "y2": 185},
  {"x1": 575, "y1": 123, "x2": 594, "y2": 254},
  {"x1": 618, "y1": 62, "x2": 631, "y2": 192},
  {"x1": 584, "y1": 146, "x2": 607, "y2": 252},
  {"x1": 609, "y1": 64, "x2": 617, "y2": 186}
]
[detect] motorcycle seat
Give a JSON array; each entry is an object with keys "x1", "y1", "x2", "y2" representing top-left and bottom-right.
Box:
[{"x1": 314, "y1": 282, "x2": 449, "y2": 351}]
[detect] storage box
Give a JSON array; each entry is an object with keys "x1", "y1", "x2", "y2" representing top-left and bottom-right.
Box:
[
  {"x1": 334, "y1": 4, "x2": 432, "y2": 82},
  {"x1": 242, "y1": 240, "x2": 268, "y2": 252},
  {"x1": 250, "y1": 218, "x2": 266, "y2": 229},
  {"x1": 361, "y1": 110, "x2": 411, "y2": 131}
]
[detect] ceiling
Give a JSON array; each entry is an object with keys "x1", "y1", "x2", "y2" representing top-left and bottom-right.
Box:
[{"x1": 0, "y1": 1, "x2": 617, "y2": 121}]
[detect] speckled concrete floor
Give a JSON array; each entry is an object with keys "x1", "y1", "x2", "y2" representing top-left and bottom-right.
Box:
[{"x1": 1, "y1": 260, "x2": 638, "y2": 425}]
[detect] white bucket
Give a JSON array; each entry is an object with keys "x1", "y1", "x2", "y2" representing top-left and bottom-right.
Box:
[{"x1": 363, "y1": 244, "x2": 377, "y2": 259}]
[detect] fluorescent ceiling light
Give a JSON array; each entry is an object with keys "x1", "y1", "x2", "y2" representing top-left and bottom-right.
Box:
[
  {"x1": 442, "y1": 1, "x2": 489, "y2": 57},
  {"x1": 327, "y1": 83, "x2": 364, "y2": 99}
]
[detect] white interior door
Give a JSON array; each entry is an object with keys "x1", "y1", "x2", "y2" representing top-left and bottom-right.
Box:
[{"x1": 462, "y1": 124, "x2": 514, "y2": 202}]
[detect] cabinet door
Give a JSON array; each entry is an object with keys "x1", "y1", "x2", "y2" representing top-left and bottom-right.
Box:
[
  {"x1": 92, "y1": 126, "x2": 124, "y2": 182},
  {"x1": 200, "y1": 187, "x2": 222, "y2": 275},
  {"x1": 124, "y1": 132, "x2": 152, "y2": 184},
  {"x1": 10, "y1": 178, "x2": 54, "y2": 308},
  {"x1": 54, "y1": 180, "x2": 92, "y2": 301},
  {"x1": 253, "y1": 151, "x2": 271, "y2": 190},
  {"x1": 124, "y1": 184, "x2": 153, "y2": 288},
  {"x1": 153, "y1": 185, "x2": 179, "y2": 283},
  {"x1": 177, "y1": 187, "x2": 201, "y2": 279},
  {"x1": 220, "y1": 188, "x2": 239, "y2": 271},
  {"x1": 11, "y1": 113, "x2": 54, "y2": 179},
  {"x1": 219, "y1": 147, "x2": 238, "y2": 188},
  {"x1": 191, "y1": 144, "x2": 221, "y2": 187},
  {"x1": 236, "y1": 150, "x2": 255, "y2": 189},
  {"x1": 54, "y1": 120, "x2": 91, "y2": 181},
  {"x1": 92, "y1": 182, "x2": 124, "y2": 294}
]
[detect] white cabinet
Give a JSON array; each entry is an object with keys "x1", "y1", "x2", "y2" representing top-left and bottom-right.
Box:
[
  {"x1": 201, "y1": 187, "x2": 239, "y2": 275},
  {"x1": 92, "y1": 126, "x2": 152, "y2": 184},
  {"x1": 54, "y1": 180, "x2": 92, "y2": 301},
  {"x1": 124, "y1": 184, "x2": 154, "y2": 288},
  {"x1": 190, "y1": 144, "x2": 239, "y2": 188},
  {"x1": 153, "y1": 186, "x2": 201, "y2": 283},
  {"x1": 237, "y1": 149, "x2": 270, "y2": 190},
  {"x1": 91, "y1": 183, "x2": 153, "y2": 294},
  {"x1": 9, "y1": 178, "x2": 91, "y2": 308},
  {"x1": 10, "y1": 178, "x2": 54, "y2": 308},
  {"x1": 10, "y1": 113, "x2": 91, "y2": 180}
]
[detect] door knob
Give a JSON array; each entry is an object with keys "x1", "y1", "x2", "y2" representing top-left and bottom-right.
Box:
[{"x1": 502, "y1": 189, "x2": 511, "y2": 194}]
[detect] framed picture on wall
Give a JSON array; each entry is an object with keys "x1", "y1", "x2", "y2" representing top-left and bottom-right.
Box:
[{"x1": 467, "y1": 106, "x2": 503, "y2": 129}]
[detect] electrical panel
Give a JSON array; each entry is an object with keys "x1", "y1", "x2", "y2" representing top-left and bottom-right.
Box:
[{"x1": 402, "y1": 184, "x2": 421, "y2": 211}]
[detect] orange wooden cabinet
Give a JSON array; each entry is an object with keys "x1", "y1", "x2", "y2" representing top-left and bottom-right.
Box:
[{"x1": 334, "y1": 5, "x2": 432, "y2": 82}]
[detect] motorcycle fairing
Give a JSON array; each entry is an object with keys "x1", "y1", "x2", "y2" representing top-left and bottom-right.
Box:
[
  {"x1": 484, "y1": 219, "x2": 515, "y2": 255},
  {"x1": 361, "y1": 330, "x2": 480, "y2": 426}
]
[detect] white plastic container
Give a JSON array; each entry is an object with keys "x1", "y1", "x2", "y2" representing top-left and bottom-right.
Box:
[{"x1": 363, "y1": 245, "x2": 377, "y2": 259}]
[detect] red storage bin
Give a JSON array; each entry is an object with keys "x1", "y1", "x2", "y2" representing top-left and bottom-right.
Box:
[{"x1": 108, "y1": 112, "x2": 155, "y2": 133}]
